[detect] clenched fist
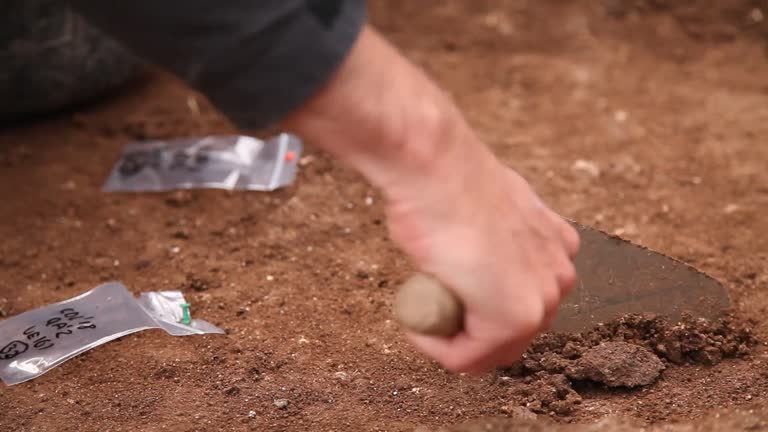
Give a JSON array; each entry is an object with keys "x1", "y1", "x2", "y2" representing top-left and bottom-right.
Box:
[{"x1": 286, "y1": 26, "x2": 579, "y2": 372}]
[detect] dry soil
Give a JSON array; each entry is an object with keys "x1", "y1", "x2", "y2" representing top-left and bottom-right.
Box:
[{"x1": 2, "y1": 1, "x2": 768, "y2": 431}]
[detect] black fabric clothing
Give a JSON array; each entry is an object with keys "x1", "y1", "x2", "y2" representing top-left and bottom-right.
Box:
[{"x1": 70, "y1": 1, "x2": 366, "y2": 128}]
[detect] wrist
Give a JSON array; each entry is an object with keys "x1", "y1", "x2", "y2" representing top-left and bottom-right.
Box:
[{"x1": 283, "y1": 26, "x2": 494, "y2": 193}]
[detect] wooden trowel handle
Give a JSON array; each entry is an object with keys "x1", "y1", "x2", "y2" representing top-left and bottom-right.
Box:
[{"x1": 394, "y1": 273, "x2": 464, "y2": 337}]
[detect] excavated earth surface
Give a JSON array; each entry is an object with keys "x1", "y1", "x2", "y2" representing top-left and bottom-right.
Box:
[
  {"x1": 2, "y1": 1, "x2": 768, "y2": 431},
  {"x1": 499, "y1": 313, "x2": 758, "y2": 417}
]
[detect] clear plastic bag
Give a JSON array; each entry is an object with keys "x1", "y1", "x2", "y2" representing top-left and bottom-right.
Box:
[
  {"x1": 103, "y1": 133, "x2": 302, "y2": 192},
  {"x1": 0, "y1": 282, "x2": 223, "y2": 385}
]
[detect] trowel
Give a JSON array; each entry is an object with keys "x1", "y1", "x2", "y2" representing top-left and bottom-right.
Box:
[{"x1": 395, "y1": 221, "x2": 730, "y2": 336}]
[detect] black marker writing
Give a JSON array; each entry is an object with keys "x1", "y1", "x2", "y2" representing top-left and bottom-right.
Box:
[
  {"x1": 6, "y1": 307, "x2": 99, "y2": 354},
  {"x1": 47, "y1": 308, "x2": 97, "y2": 339},
  {"x1": 0, "y1": 340, "x2": 29, "y2": 360},
  {"x1": 23, "y1": 326, "x2": 54, "y2": 350},
  {"x1": 168, "y1": 150, "x2": 209, "y2": 172}
]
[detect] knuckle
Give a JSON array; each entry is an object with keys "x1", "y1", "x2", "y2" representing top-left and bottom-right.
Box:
[
  {"x1": 558, "y1": 262, "x2": 578, "y2": 294},
  {"x1": 514, "y1": 299, "x2": 546, "y2": 337},
  {"x1": 541, "y1": 282, "x2": 561, "y2": 313},
  {"x1": 563, "y1": 223, "x2": 581, "y2": 257}
]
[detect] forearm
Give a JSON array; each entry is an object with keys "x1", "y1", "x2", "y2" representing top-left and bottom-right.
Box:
[{"x1": 283, "y1": 26, "x2": 497, "y2": 196}]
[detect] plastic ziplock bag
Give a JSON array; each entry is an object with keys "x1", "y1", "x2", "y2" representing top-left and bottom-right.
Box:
[
  {"x1": 0, "y1": 282, "x2": 223, "y2": 386},
  {"x1": 103, "y1": 133, "x2": 302, "y2": 192}
]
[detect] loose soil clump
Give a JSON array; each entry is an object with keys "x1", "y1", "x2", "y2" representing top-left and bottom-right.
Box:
[
  {"x1": 518, "y1": 313, "x2": 757, "y2": 373},
  {"x1": 518, "y1": 373, "x2": 583, "y2": 416},
  {"x1": 504, "y1": 313, "x2": 759, "y2": 416},
  {"x1": 566, "y1": 342, "x2": 665, "y2": 388}
]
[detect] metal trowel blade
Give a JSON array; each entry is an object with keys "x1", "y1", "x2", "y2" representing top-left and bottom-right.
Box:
[{"x1": 552, "y1": 222, "x2": 730, "y2": 333}]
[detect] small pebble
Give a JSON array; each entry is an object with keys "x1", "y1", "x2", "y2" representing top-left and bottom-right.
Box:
[
  {"x1": 571, "y1": 159, "x2": 600, "y2": 178},
  {"x1": 613, "y1": 222, "x2": 637, "y2": 237},
  {"x1": 273, "y1": 399, "x2": 289, "y2": 409},
  {"x1": 614, "y1": 110, "x2": 628, "y2": 123},
  {"x1": 248, "y1": 410, "x2": 257, "y2": 418},
  {"x1": 334, "y1": 371, "x2": 349, "y2": 381},
  {"x1": 364, "y1": 196, "x2": 374, "y2": 206}
]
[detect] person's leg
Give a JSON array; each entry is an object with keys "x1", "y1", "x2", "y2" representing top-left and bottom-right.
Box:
[{"x1": 0, "y1": 0, "x2": 139, "y2": 120}]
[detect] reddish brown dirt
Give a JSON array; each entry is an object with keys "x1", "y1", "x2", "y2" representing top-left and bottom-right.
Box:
[
  {"x1": 498, "y1": 313, "x2": 758, "y2": 418},
  {"x1": 2, "y1": 1, "x2": 768, "y2": 431}
]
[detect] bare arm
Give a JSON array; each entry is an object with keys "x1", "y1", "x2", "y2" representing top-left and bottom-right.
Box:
[{"x1": 285, "y1": 27, "x2": 579, "y2": 371}]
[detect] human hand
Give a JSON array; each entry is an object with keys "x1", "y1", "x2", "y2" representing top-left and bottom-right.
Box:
[
  {"x1": 284, "y1": 26, "x2": 579, "y2": 372},
  {"x1": 383, "y1": 139, "x2": 579, "y2": 372}
]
